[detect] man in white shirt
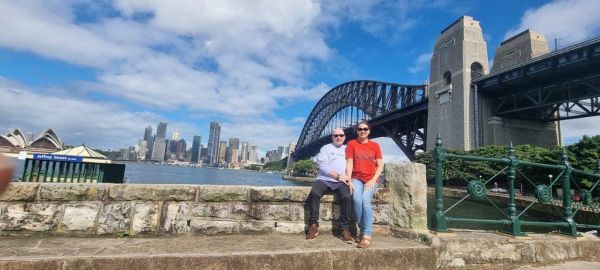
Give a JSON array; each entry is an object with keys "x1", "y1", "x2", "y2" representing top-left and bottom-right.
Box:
[{"x1": 305, "y1": 128, "x2": 353, "y2": 243}]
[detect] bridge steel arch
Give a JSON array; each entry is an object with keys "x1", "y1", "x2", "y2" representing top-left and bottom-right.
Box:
[{"x1": 294, "y1": 80, "x2": 428, "y2": 161}]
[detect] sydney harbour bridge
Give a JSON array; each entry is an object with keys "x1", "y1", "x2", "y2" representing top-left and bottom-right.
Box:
[{"x1": 292, "y1": 16, "x2": 600, "y2": 161}]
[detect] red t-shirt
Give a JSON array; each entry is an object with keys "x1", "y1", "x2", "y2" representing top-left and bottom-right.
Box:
[{"x1": 345, "y1": 139, "x2": 382, "y2": 183}]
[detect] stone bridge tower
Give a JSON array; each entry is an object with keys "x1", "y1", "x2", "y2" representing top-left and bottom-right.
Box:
[
  {"x1": 426, "y1": 16, "x2": 489, "y2": 151},
  {"x1": 426, "y1": 16, "x2": 559, "y2": 151}
]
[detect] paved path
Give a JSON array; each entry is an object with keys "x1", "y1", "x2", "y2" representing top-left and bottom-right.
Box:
[{"x1": 0, "y1": 234, "x2": 433, "y2": 270}]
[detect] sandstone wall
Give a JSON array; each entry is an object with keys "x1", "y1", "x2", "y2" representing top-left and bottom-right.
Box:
[{"x1": 0, "y1": 162, "x2": 427, "y2": 237}]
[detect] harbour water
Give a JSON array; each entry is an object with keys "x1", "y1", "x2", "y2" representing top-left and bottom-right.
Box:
[{"x1": 10, "y1": 159, "x2": 308, "y2": 187}]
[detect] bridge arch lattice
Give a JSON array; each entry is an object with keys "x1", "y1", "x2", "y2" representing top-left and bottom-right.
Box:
[{"x1": 294, "y1": 80, "x2": 428, "y2": 161}]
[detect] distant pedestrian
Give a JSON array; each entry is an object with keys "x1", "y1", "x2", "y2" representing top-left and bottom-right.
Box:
[
  {"x1": 305, "y1": 128, "x2": 354, "y2": 243},
  {"x1": 345, "y1": 121, "x2": 383, "y2": 248},
  {"x1": 0, "y1": 154, "x2": 14, "y2": 194}
]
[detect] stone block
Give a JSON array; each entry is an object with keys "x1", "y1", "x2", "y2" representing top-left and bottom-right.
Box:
[
  {"x1": 239, "y1": 220, "x2": 275, "y2": 233},
  {"x1": 190, "y1": 219, "x2": 240, "y2": 235},
  {"x1": 248, "y1": 204, "x2": 291, "y2": 220},
  {"x1": 0, "y1": 183, "x2": 38, "y2": 201},
  {"x1": 373, "y1": 187, "x2": 390, "y2": 203},
  {"x1": 197, "y1": 185, "x2": 248, "y2": 202},
  {"x1": 249, "y1": 187, "x2": 309, "y2": 202},
  {"x1": 289, "y1": 203, "x2": 305, "y2": 221},
  {"x1": 60, "y1": 203, "x2": 100, "y2": 231},
  {"x1": 130, "y1": 202, "x2": 160, "y2": 235},
  {"x1": 190, "y1": 203, "x2": 230, "y2": 219},
  {"x1": 372, "y1": 203, "x2": 389, "y2": 225},
  {"x1": 97, "y1": 202, "x2": 132, "y2": 235},
  {"x1": 386, "y1": 162, "x2": 427, "y2": 230},
  {"x1": 230, "y1": 203, "x2": 250, "y2": 220},
  {"x1": 1, "y1": 203, "x2": 60, "y2": 231},
  {"x1": 272, "y1": 221, "x2": 305, "y2": 234},
  {"x1": 320, "y1": 204, "x2": 333, "y2": 221},
  {"x1": 39, "y1": 183, "x2": 106, "y2": 201},
  {"x1": 161, "y1": 202, "x2": 190, "y2": 234},
  {"x1": 109, "y1": 184, "x2": 195, "y2": 201}
]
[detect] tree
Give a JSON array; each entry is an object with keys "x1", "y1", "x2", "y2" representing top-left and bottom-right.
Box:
[
  {"x1": 289, "y1": 160, "x2": 317, "y2": 176},
  {"x1": 263, "y1": 161, "x2": 284, "y2": 171}
]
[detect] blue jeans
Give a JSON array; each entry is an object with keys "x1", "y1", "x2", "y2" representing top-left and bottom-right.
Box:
[{"x1": 352, "y1": 179, "x2": 379, "y2": 237}]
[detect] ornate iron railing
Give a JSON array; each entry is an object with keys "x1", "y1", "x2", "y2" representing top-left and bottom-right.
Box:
[{"x1": 430, "y1": 136, "x2": 600, "y2": 236}]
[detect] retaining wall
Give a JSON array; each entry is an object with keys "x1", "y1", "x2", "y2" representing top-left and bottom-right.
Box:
[{"x1": 0, "y1": 163, "x2": 427, "y2": 237}]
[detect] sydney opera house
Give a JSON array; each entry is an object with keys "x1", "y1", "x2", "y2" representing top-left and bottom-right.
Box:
[{"x1": 0, "y1": 128, "x2": 64, "y2": 154}]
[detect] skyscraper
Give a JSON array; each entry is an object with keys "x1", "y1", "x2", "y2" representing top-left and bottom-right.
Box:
[
  {"x1": 172, "y1": 129, "x2": 181, "y2": 141},
  {"x1": 157, "y1": 122, "x2": 167, "y2": 139},
  {"x1": 207, "y1": 121, "x2": 221, "y2": 165},
  {"x1": 151, "y1": 137, "x2": 166, "y2": 162},
  {"x1": 240, "y1": 141, "x2": 248, "y2": 163},
  {"x1": 144, "y1": 125, "x2": 153, "y2": 142},
  {"x1": 191, "y1": 136, "x2": 202, "y2": 164},
  {"x1": 249, "y1": 145, "x2": 257, "y2": 164},
  {"x1": 218, "y1": 141, "x2": 227, "y2": 164},
  {"x1": 226, "y1": 138, "x2": 240, "y2": 163}
]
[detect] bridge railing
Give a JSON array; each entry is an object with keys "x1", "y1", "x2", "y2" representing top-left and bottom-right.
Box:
[{"x1": 430, "y1": 136, "x2": 600, "y2": 236}]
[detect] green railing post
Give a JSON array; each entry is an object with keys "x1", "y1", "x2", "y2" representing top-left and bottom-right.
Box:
[
  {"x1": 431, "y1": 135, "x2": 448, "y2": 231},
  {"x1": 560, "y1": 147, "x2": 579, "y2": 237},
  {"x1": 21, "y1": 159, "x2": 29, "y2": 181},
  {"x1": 504, "y1": 143, "x2": 524, "y2": 236},
  {"x1": 596, "y1": 160, "x2": 600, "y2": 237}
]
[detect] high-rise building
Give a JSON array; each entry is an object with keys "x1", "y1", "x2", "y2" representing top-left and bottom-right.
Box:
[
  {"x1": 249, "y1": 145, "x2": 257, "y2": 164},
  {"x1": 157, "y1": 122, "x2": 167, "y2": 139},
  {"x1": 151, "y1": 137, "x2": 166, "y2": 162},
  {"x1": 218, "y1": 141, "x2": 227, "y2": 164},
  {"x1": 137, "y1": 139, "x2": 147, "y2": 161},
  {"x1": 207, "y1": 121, "x2": 221, "y2": 165},
  {"x1": 191, "y1": 136, "x2": 202, "y2": 164},
  {"x1": 146, "y1": 136, "x2": 154, "y2": 160},
  {"x1": 200, "y1": 146, "x2": 208, "y2": 161},
  {"x1": 176, "y1": 139, "x2": 186, "y2": 160},
  {"x1": 240, "y1": 141, "x2": 248, "y2": 163},
  {"x1": 144, "y1": 125, "x2": 153, "y2": 142},
  {"x1": 226, "y1": 138, "x2": 240, "y2": 163},
  {"x1": 172, "y1": 129, "x2": 181, "y2": 141}
]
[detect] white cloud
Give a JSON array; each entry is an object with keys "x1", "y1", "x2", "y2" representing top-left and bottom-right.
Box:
[
  {"x1": 560, "y1": 118, "x2": 600, "y2": 145},
  {"x1": 505, "y1": 0, "x2": 600, "y2": 44},
  {"x1": 372, "y1": 137, "x2": 409, "y2": 163},
  {"x1": 408, "y1": 52, "x2": 432, "y2": 75},
  {"x1": 0, "y1": 1, "x2": 330, "y2": 118},
  {"x1": 0, "y1": 78, "x2": 159, "y2": 149}
]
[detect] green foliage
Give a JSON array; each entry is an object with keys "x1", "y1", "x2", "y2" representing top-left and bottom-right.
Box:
[
  {"x1": 263, "y1": 160, "x2": 284, "y2": 171},
  {"x1": 245, "y1": 164, "x2": 262, "y2": 171},
  {"x1": 415, "y1": 136, "x2": 600, "y2": 192},
  {"x1": 289, "y1": 159, "x2": 317, "y2": 176}
]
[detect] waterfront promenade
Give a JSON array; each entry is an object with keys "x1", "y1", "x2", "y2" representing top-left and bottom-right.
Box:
[{"x1": 1, "y1": 232, "x2": 599, "y2": 269}]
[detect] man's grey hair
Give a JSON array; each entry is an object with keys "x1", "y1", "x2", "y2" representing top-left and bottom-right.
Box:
[{"x1": 332, "y1": 128, "x2": 345, "y2": 134}]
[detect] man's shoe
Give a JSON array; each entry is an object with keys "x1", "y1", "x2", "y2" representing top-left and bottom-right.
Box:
[
  {"x1": 340, "y1": 229, "x2": 354, "y2": 244},
  {"x1": 306, "y1": 224, "x2": 319, "y2": 241}
]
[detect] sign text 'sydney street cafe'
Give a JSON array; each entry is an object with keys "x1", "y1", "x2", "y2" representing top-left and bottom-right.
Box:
[{"x1": 32, "y1": 154, "x2": 83, "y2": 163}]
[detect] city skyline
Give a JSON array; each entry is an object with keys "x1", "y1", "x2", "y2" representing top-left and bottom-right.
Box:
[{"x1": 1, "y1": 1, "x2": 600, "y2": 161}]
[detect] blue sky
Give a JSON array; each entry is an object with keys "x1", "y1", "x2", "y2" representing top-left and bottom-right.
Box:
[{"x1": 1, "y1": 0, "x2": 600, "y2": 161}]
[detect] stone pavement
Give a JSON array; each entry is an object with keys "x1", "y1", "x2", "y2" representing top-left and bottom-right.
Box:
[{"x1": 0, "y1": 233, "x2": 434, "y2": 270}]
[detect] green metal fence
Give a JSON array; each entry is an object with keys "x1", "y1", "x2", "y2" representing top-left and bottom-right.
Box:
[
  {"x1": 20, "y1": 158, "x2": 114, "y2": 183},
  {"x1": 430, "y1": 136, "x2": 600, "y2": 236}
]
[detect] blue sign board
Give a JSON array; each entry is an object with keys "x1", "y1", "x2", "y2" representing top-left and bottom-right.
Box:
[{"x1": 32, "y1": 154, "x2": 83, "y2": 163}]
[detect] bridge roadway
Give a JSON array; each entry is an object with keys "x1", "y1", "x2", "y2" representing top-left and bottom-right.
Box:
[{"x1": 1, "y1": 232, "x2": 599, "y2": 269}]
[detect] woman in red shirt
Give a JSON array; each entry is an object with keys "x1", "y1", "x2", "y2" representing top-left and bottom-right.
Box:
[{"x1": 345, "y1": 121, "x2": 383, "y2": 248}]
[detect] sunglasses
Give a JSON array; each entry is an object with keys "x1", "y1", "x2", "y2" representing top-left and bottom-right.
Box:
[
  {"x1": 356, "y1": 128, "x2": 370, "y2": 131},
  {"x1": 332, "y1": 134, "x2": 345, "y2": 138}
]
